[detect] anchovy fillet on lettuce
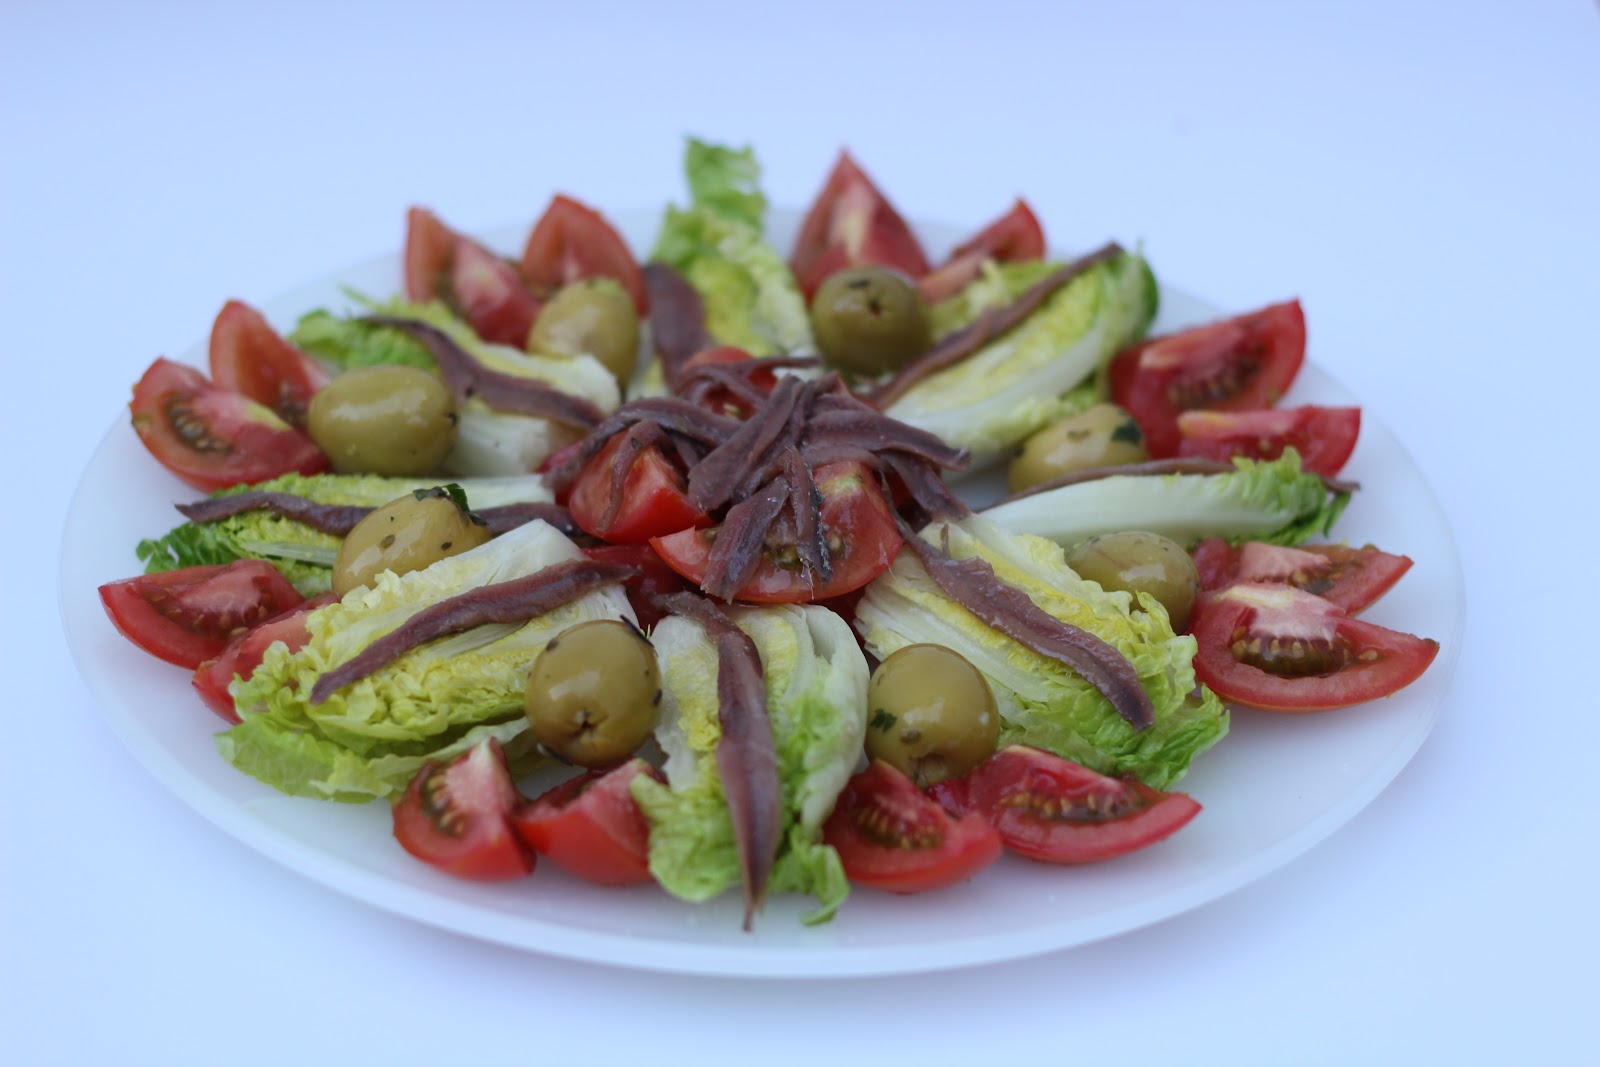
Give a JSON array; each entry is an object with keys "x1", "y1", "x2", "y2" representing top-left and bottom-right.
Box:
[
  {"x1": 855, "y1": 515, "x2": 1227, "y2": 789},
  {"x1": 982, "y1": 452, "x2": 1351, "y2": 550},
  {"x1": 218, "y1": 520, "x2": 633, "y2": 802},
  {"x1": 135, "y1": 470, "x2": 553, "y2": 595},
  {"x1": 291, "y1": 295, "x2": 620, "y2": 475},
  {"x1": 630, "y1": 604, "x2": 868, "y2": 924},
  {"x1": 886, "y1": 253, "x2": 1158, "y2": 471}
]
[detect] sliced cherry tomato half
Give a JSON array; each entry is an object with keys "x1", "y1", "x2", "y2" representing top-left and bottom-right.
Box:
[
  {"x1": 392, "y1": 739, "x2": 535, "y2": 882},
  {"x1": 449, "y1": 237, "x2": 542, "y2": 348},
  {"x1": 580, "y1": 544, "x2": 694, "y2": 630},
  {"x1": 1190, "y1": 582, "x2": 1439, "y2": 711},
  {"x1": 917, "y1": 199, "x2": 1045, "y2": 304},
  {"x1": 650, "y1": 461, "x2": 902, "y2": 604},
  {"x1": 1177, "y1": 405, "x2": 1360, "y2": 477},
  {"x1": 129, "y1": 358, "x2": 328, "y2": 492},
  {"x1": 512, "y1": 759, "x2": 662, "y2": 886},
  {"x1": 100, "y1": 560, "x2": 306, "y2": 670},
  {"x1": 952, "y1": 746, "x2": 1201, "y2": 864},
  {"x1": 1108, "y1": 300, "x2": 1307, "y2": 458},
  {"x1": 791, "y1": 151, "x2": 930, "y2": 301},
  {"x1": 568, "y1": 428, "x2": 710, "y2": 545},
  {"x1": 520, "y1": 194, "x2": 647, "y2": 315},
  {"x1": 1191, "y1": 539, "x2": 1414, "y2": 616},
  {"x1": 821, "y1": 760, "x2": 1002, "y2": 894},
  {"x1": 208, "y1": 300, "x2": 331, "y2": 429},
  {"x1": 191, "y1": 592, "x2": 334, "y2": 722}
]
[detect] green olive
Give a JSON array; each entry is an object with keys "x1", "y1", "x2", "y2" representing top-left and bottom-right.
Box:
[
  {"x1": 524, "y1": 619, "x2": 661, "y2": 768},
  {"x1": 331, "y1": 488, "x2": 490, "y2": 596},
  {"x1": 307, "y1": 365, "x2": 457, "y2": 476},
  {"x1": 1066, "y1": 531, "x2": 1200, "y2": 631},
  {"x1": 864, "y1": 644, "x2": 1000, "y2": 787},
  {"x1": 526, "y1": 278, "x2": 641, "y2": 386},
  {"x1": 1008, "y1": 403, "x2": 1148, "y2": 493},
  {"x1": 810, "y1": 266, "x2": 931, "y2": 376}
]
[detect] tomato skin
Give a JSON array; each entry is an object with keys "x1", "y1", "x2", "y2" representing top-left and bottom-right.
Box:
[
  {"x1": 403, "y1": 205, "x2": 458, "y2": 304},
  {"x1": 650, "y1": 461, "x2": 902, "y2": 604},
  {"x1": 191, "y1": 592, "x2": 334, "y2": 722},
  {"x1": 130, "y1": 358, "x2": 329, "y2": 492},
  {"x1": 512, "y1": 759, "x2": 661, "y2": 886},
  {"x1": 822, "y1": 761, "x2": 1002, "y2": 894},
  {"x1": 520, "y1": 194, "x2": 648, "y2": 315},
  {"x1": 99, "y1": 560, "x2": 306, "y2": 670},
  {"x1": 1109, "y1": 300, "x2": 1307, "y2": 457},
  {"x1": 580, "y1": 544, "x2": 693, "y2": 630},
  {"x1": 791, "y1": 151, "x2": 930, "y2": 300},
  {"x1": 1190, "y1": 583, "x2": 1439, "y2": 712},
  {"x1": 917, "y1": 199, "x2": 1046, "y2": 304},
  {"x1": 448, "y1": 237, "x2": 542, "y2": 348},
  {"x1": 1191, "y1": 539, "x2": 1414, "y2": 616},
  {"x1": 392, "y1": 739, "x2": 535, "y2": 882},
  {"x1": 1176, "y1": 405, "x2": 1360, "y2": 477},
  {"x1": 567, "y1": 429, "x2": 709, "y2": 545},
  {"x1": 208, "y1": 300, "x2": 331, "y2": 429},
  {"x1": 956, "y1": 746, "x2": 1201, "y2": 864}
]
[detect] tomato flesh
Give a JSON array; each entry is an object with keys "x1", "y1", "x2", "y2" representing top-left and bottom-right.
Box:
[
  {"x1": 520, "y1": 194, "x2": 647, "y2": 314},
  {"x1": 403, "y1": 205, "x2": 458, "y2": 304},
  {"x1": 1191, "y1": 539, "x2": 1414, "y2": 616},
  {"x1": 580, "y1": 544, "x2": 693, "y2": 630},
  {"x1": 918, "y1": 199, "x2": 1045, "y2": 304},
  {"x1": 1191, "y1": 582, "x2": 1439, "y2": 711},
  {"x1": 130, "y1": 358, "x2": 328, "y2": 492},
  {"x1": 568, "y1": 429, "x2": 709, "y2": 545},
  {"x1": 100, "y1": 560, "x2": 306, "y2": 670},
  {"x1": 822, "y1": 761, "x2": 1002, "y2": 894},
  {"x1": 449, "y1": 238, "x2": 542, "y2": 348},
  {"x1": 192, "y1": 592, "x2": 334, "y2": 723},
  {"x1": 791, "y1": 151, "x2": 930, "y2": 300},
  {"x1": 680, "y1": 345, "x2": 778, "y2": 418},
  {"x1": 512, "y1": 759, "x2": 661, "y2": 886},
  {"x1": 208, "y1": 300, "x2": 330, "y2": 429},
  {"x1": 1177, "y1": 405, "x2": 1360, "y2": 477},
  {"x1": 392, "y1": 739, "x2": 535, "y2": 881}
]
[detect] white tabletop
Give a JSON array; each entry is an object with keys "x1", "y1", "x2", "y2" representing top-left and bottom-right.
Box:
[{"x1": 6, "y1": 1, "x2": 1597, "y2": 1063}]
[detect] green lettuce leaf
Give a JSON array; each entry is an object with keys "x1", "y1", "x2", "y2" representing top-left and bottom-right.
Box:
[{"x1": 684, "y1": 138, "x2": 766, "y2": 232}]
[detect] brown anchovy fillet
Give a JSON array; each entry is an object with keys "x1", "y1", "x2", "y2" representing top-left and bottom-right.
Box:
[
  {"x1": 478, "y1": 502, "x2": 578, "y2": 538},
  {"x1": 701, "y1": 475, "x2": 790, "y2": 602},
  {"x1": 878, "y1": 452, "x2": 972, "y2": 524},
  {"x1": 658, "y1": 592, "x2": 780, "y2": 932},
  {"x1": 898, "y1": 520, "x2": 1154, "y2": 730},
  {"x1": 803, "y1": 404, "x2": 971, "y2": 471},
  {"x1": 361, "y1": 315, "x2": 605, "y2": 429},
  {"x1": 308, "y1": 559, "x2": 636, "y2": 705},
  {"x1": 679, "y1": 353, "x2": 827, "y2": 410},
  {"x1": 545, "y1": 397, "x2": 739, "y2": 491},
  {"x1": 867, "y1": 242, "x2": 1126, "y2": 409},
  {"x1": 783, "y1": 447, "x2": 831, "y2": 585},
  {"x1": 642, "y1": 263, "x2": 713, "y2": 391},
  {"x1": 996, "y1": 457, "x2": 1361, "y2": 505},
  {"x1": 175, "y1": 492, "x2": 373, "y2": 536},
  {"x1": 685, "y1": 375, "x2": 810, "y2": 513}
]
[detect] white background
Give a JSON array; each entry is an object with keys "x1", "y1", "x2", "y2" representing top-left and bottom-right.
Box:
[{"x1": 5, "y1": 1, "x2": 1597, "y2": 1063}]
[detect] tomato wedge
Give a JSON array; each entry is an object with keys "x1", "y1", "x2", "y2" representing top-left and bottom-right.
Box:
[
  {"x1": 403, "y1": 207, "x2": 541, "y2": 347},
  {"x1": 1191, "y1": 539, "x2": 1414, "y2": 616},
  {"x1": 791, "y1": 151, "x2": 930, "y2": 301},
  {"x1": 130, "y1": 358, "x2": 328, "y2": 492},
  {"x1": 391, "y1": 739, "x2": 535, "y2": 882},
  {"x1": 208, "y1": 300, "x2": 331, "y2": 428},
  {"x1": 191, "y1": 592, "x2": 334, "y2": 723},
  {"x1": 1108, "y1": 300, "x2": 1307, "y2": 457},
  {"x1": 1177, "y1": 405, "x2": 1360, "y2": 477},
  {"x1": 512, "y1": 759, "x2": 661, "y2": 886},
  {"x1": 822, "y1": 761, "x2": 1002, "y2": 894},
  {"x1": 100, "y1": 560, "x2": 306, "y2": 670},
  {"x1": 568, "y1": 428, "x2": 710, "y2": 545},
  {"x1": 948, "y1": 746, "x2": 1201, "y2": 864},
  {"x1": 680, "y1": 345, "x2": 779, "y2": 418},
  {"x1": 520, "y1": 194, "x2": 647, "y2": 315},
  {"x1": 650, "y1": 461, "x2": 902, "y2": 604},
  {"x1": 403, "y1": 205, "x2": 458, "y2": 304},
  {"x1": 1190, "y1": 582, "x2": 1439, "y2": 711},
  {"x1": 917, "y1": 199, "x2": 1045, "y2": 304}
]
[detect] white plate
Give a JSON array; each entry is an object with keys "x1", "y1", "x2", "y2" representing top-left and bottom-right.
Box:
[{"x1": 59, "y1": 210, "x2": 1465, "y2": 978}]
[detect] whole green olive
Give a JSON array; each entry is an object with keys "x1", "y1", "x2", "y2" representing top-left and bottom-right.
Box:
[
  {"x1": 1008, "y1": 403, "x2": 1148, "y2": 493},
  {"x1": 864, "y1": 644, "x2": 1000, "y2": 787},
  {"x1": 810, "y1": 266, "x2": 932, "y2": 376},
  {"x1": 1066, "y1": 531, "x2": 1201, "y2": 631},
  {"x1": 331, "y1": 488, "x2": 490, "y2": 596},
  {"x1": 524, "y1": 619, "x2": 661, "y2": 768},
  {"x1": 307, "y1": 364, "x2": 457, "y2": 476},
  {"x1": 526, "y1": 278, "x2": 641, "y2": 386}
]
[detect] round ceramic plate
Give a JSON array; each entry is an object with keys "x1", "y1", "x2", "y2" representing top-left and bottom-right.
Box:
[{"x1": 60, "y1": 210, "x2": 1465, "y2": 978}]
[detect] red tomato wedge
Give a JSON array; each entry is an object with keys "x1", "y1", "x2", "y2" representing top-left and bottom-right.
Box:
[
  {"x1": 822, "y1": 761, "x2": 1002, "y2": 894},
  {"x1": 208, "y1": 300, "x2": 331, "y2": 428},
  {"x1": 650, "y1": 461, "x2": 901, "y2": 604},
  {"x1": 403, "y1": 205, "x2": 458, "y2": 304},
  {"x1": 512, "y1": 759, "x2": 661, "y2": 886},
  {"x1": 100, "y1": 560, "x2": 306, "y2": 670},
  {"x1": 918, "y1": 199, "x2": 1046, "y2": 304},
  {"x1": 1177, "y1": 405, "x2": 1360, "y2": 477},
  {"x1": 191, "y1": 592, "x2": 334, "y2": 723},
  {"x1": 949, "y1": 746, "x2": 1201, "y2": 864},
  {"x1": 1109, "y1": 300, "x2": 1307, "y2": 458},
  {"x1": 568, "y1": 428, "x2": 710, "y2": 545},
  {"x1": 130, "y1": 358, "x2": 328, "y2": 492},
  {"x1": 520, "y1": 194, "x2": 647, "y2": 315},
  {"x1": 680, "y1": 345, "x2": 779, "y2": 418},
  {"x1": 791, "y1": 151, "x2": 930, "y2": 301},
  {"x1": 1190, "y1": 539, "x2": 1414, "y2": 616},
  {"x1": 449, "y1": 237, "x2": 542, "y2": 347},
  {"x1": 391, "y1": 739, "x2": 535, "y2": 882},
  {"x1": 1190, "y1": 582, "x2": 1439, "y2": 711}
]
